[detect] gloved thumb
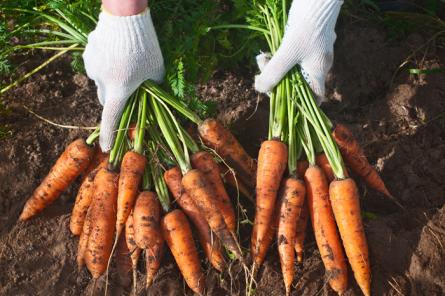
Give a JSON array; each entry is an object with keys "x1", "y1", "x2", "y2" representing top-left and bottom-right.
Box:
[
  {"x1": 99, "y1": 92, "x2": 129, "y2": 152},
  {"x1": 254, "y1": 44, "x2": 299, "y2": 93}
]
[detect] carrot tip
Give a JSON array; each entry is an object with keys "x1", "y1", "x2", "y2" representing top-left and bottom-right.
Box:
[{"x1": 296, "y1": 253, "x2": 303, "y2": 264}]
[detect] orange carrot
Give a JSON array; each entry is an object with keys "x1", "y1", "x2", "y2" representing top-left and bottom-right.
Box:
[
  {"x1": 76, "y1": 203, "x2": 93, "y2": 271},
  {"x1": 277, "y1": 177, "x2": 306, "y2": 295},
  {"x1": 218, "y1": 163, "x2": 255, "y2": 203},
  {"x1": 84, "y1": 168, "x2": 118, "y2": 279},
  {"x1": 182, "y1": 169, "x2": 243, "y2": 260},
  {"x1": 251, "y1": 140, "x2": 287, "y2": 267},
  {"x1": 164, "y1": 167, "x2": 225, "y2": 271},
  {"x1": 251, "y1": 197, "x2": 280, "y2": 268},
  {"x1": 70, "y1": 157, "x2": 108, "y2": 236},
  {"x1": 305, "y1": 165, "x2": 348, "y2": 294},
  {"x1": 191, "y1": 151, "x2": 236, "y2": 233},
  {"x1": 294, "y1": 200, "x2": 309, "y2": 264},
  {"x1": 125, "y1": 211, "x2": 141, "y2": 293},
  {"x1": 161, "y1": 210, "x2": 204, "y2": 295},
  {"x1": 133, "y1": 191, "x2": 164, "y2": 288},
  {"x1": 332, "y1": 123, "x2": 391, "y2": 197},
  {"x1": 20, "y1": 139, "x2": 93, "y2": 221},
  {"x1": 330, "y1": 178, "x2": 371, "y2": 296},
  {"x1": 198, "y1": 118, "x2": 256, "y2": 189},
  {"x1": 116, "y1": 151, "x2": 146, "y2": 237},
  {"x1": 145, "y1": 239, "x2": 164, "y2": 288}
]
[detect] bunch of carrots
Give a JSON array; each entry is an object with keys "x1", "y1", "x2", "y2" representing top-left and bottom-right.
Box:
[
  {"x1": 19, "y1": 82, "x2": 256, "y2": 294},
  {"x1": 14, "y1": 1, "x2": 396, "y2": 295},
  {"x1": 211, "y1": 1, "x2": 397, "y2": 295}
]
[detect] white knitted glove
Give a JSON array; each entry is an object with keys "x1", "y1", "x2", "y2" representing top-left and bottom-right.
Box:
[
  {"x1": 83, "y1": 9, "x2": 164, "y2": 152},
  {"x1": 255, "y1": 0, "x2": 343, "y2": 102}
]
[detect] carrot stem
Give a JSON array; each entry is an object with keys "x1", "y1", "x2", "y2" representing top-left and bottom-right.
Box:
[{"x1": 86, "y1": 127, "x2": 100, "y2": 146}]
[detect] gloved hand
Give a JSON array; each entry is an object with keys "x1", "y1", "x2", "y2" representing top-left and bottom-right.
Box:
[
  {"x1": 83, "y1": 9, "x2": 164, "y2": 152},
  {"x1": 254, "y1": 0, "x2": 343, "y2": 102}
]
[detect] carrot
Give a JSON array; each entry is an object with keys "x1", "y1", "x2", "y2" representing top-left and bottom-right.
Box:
[
  {"x1": 19, "y1": 138, "x2": 93, "y2": 221},
  {"x1": 251, "y1": 197, "x2": 280, "y2": 268},
  {"x1": 297, "y1": 159, "x2": 309, "y2": 179},
  {"x1": 251, "y1": 140, "x2": 287, "y2": 267},
  {"x1": 161, "y1": 210, "x2": 204, "y2": 295},
  {"x1": 145, "y1": 239, "x2": 164, "y2": 288},
  {"x1": 164, "y1": 167, "x2": 225, "y2": 271},
  {"x1": 294, "y1": 200, "x2": 309, "y2": 264},
  {"x1": 84, "y1": 168, "x2": 118, "y2": 279},
  {"x1": 76, "y1": 203, "x2": 93, "y2": 271},
  {"x1": 277, "y1": 177, "x2": 306, "y2": 295},
  {"x1": 332, "y1": 123, "x2": 391, "y2": 197},
  {"x1": 133, "y1": 191, "x2": 164, "y2": 288},
  {"x1": 218, "y1": 163, "x2": 254, "y2": 203},
  {"x1": 191, "y1": 151, "x2": 236, "y2": 233},
  {"x1": 125, "y1": 211, "x2": 141, "y2": 293},
  {"x1": 116, "y1": 151, "x2": 146, "y2": 237},
  {"x1": 330, "y1": 178, "x2": 371, "y2": 296},
  {"x1": 182, "y1": 169, "x2": 243, "y2": 260},
  {"x1": 70, "y1": 157, "x2": 108, "y2": 236},
  {"x1": 198, "y1": 118, "x2": 256, "y2": 189},
  {"x1": 305, "y1": 166, "x2": 348, "y2": 294}
]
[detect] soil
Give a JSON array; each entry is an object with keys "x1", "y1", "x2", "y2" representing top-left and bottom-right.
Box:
[{"x1": 1, "y1": 19, "x2": 445, "y2": 296}]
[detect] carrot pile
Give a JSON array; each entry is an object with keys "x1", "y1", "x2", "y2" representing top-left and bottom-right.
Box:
[
  {"x1": 212, "y1": 0, "x2": 395, "y2": 295},
  {"x1": 16, "y1": 1, "x2": 396, "y2": 295},
  {"x1": 18, "y1": 81, "x2": 252, "y2": 295}
]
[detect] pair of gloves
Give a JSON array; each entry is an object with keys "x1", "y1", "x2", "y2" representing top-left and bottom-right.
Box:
[{"x1": 83, "y1": 0, "x2": 343, "y2": 152}]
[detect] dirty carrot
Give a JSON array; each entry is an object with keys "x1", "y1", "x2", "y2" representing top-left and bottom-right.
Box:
[
  {"x1": 294, "y1": 200, "x2": 309, "y2": 264},
  {"x1": 277, "y1": 177, "x2": 306, "y2": 295},
  {"x1": 332, "y1": 123, "x2": 391, "y2": 197},
  {"x1": 145, "y1": 239, "x2": 164, "y2": 288},
  {"x1": 76, "y1": 203, "x2": 93, "y2": 271},
  {"x1": 70, "y1": 157, "x2": 108, "y2": 236},
  {"x1": 251, "y1": 197, "x2": 281, "y2": 268},
  {"x1": 125, "y1": 211, "x2": 141, "y2": 293},
  {"x1": 161, "y1": 210, "x2": 204, "y2": 295},
  {"x1": 164, "y1": 167, "x2": 225, "y2": 271},
  {"x1": 191, "y1": 151, "x2": 236, "y2": 233},
  {"x1": 330, "y1": 178, "x2": 371, "y2": 296},
  {"x1": 198, "y1": 118, "x2": 256, "y2": 188},
  {"x1": 305, "y1": 166, "x2": 348, "y2": 294},
  {"x1": 20, "y1": 139, "x2": 93, "y2": 221},
  {"x1": 116, "y1": 151, "x2": 146, "y2": 237},
  {"x1": 251, "y1": 140, "x2": 287, "y2": 267},
  {"x1": 182, "y1": 169, "x2": 243, "y2": 261},
  {"x1": 84, "y1": 168, "x2": 118, "y2": 279},
  {"x1": 133, "y1": 191, "x2": 163, "y2": 288}
]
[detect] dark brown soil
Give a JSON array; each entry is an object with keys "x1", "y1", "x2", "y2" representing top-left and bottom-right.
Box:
[{"x1": 1, "y1": 20, "x2": 445, "y2": 296}]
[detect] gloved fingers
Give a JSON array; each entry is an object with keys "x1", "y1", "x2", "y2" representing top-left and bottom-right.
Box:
[
  {"x1": 256, "y1": 52, "x2": 272, "y2": 72},
  {"x1": 98, "y1": 92, "x2": 131, "y2": 153},
  {"x1": 300, "y1": 61, "x2": 330, "y2": 104},
  {"x1": 254, "y1": 43, "x2": 300, "y2": 93}
]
